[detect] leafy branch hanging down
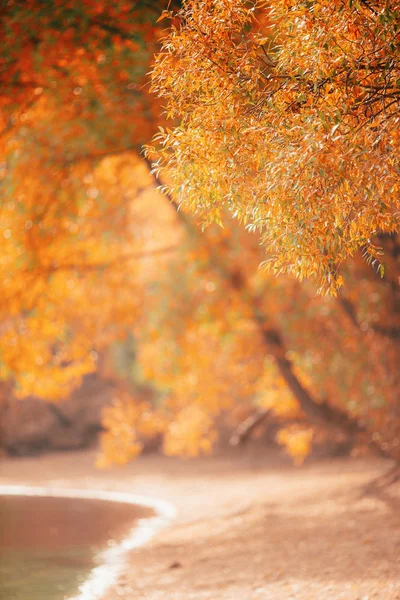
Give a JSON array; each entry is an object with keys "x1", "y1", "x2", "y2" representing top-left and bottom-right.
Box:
[{"x1": 148, "y1": 0, "x2": 400, "y2": 294}]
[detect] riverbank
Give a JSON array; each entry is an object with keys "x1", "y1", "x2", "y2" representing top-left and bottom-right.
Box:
[{"x1": 1, "y1": 448, "x2": 400, "y2": 599}]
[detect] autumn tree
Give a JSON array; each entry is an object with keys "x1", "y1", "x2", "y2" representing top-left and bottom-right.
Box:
[
  {"x1": 98, "y1": 199, "x2": 400, "y2": 466},
  {"x1": 0, "y1": 0, "x2": 173, "y2": 398},
  {"x1": 149, "y1": 0, "x2": 400, "y2": 294},
  {"x1": 2, "y1": 1, "x2": 399, "y2": 469},
  {"x1": 101, "y1": 0, "x2": 400, "y2": 462}
]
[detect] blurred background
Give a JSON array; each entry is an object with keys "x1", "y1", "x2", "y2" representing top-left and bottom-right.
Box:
[{"x1": 0, "y1": 0, "x2": 399, "y2": 468}]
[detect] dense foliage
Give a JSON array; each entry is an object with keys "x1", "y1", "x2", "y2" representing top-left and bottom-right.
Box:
[
  {"x1": 0, "y1": 0, "x2": 165, "y2": 397},
  {"x1": 1, "y1": 1, "x2": 399, "y2": 465},
  {"x1": 150, "y1": 0, "x2": 400, "y2": 294}
]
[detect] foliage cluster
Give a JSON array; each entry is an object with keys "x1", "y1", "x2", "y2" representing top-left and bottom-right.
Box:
[
  {"x1": 150, "y1": 0, "x2": 400, "y2": 293},
  {"x1": 0, "y1": 0, "x2": 165, "y2": 397}
]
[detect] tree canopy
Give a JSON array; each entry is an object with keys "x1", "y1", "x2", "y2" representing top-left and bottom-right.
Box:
[
  {"x1": 149, "y1": 0, "x2": 400, "y2": 294},
  {"x1": 1, "y1": 1, "x2": 399, "y2": 466},
  {"x1": 0, "y1": 0, "x2": 169, "y2": 397}
]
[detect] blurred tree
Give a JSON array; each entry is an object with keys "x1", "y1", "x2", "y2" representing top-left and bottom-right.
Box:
[
  {"x1": 0, "y1": 0, "x2": 172, "y2": 398},
  {"x1": 99, "y1": 204, "x2": 400, "y2": 465}
]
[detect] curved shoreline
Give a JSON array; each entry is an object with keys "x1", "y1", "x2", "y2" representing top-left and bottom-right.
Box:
[
  {"x1": 0, "y1": 484, "x2": 177, "y2": 600},
  {"x1": 1, "y1": 451, "x2": 397, "y2": 599}
]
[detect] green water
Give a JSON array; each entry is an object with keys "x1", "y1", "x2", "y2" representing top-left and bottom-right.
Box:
[
  {"x1": 0, "y1": 547, "x2": 93, "y2": 600},
  {"x1": 0, "y1": 495, "x2": 150, "y2": 600}
]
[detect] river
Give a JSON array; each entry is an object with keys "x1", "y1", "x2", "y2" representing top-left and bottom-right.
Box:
[{"x1": 0, "y1": 494, "x2": 154, "y2": 600}]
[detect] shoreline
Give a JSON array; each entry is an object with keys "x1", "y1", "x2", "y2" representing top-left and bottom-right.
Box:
[
  {"x1": 1, "y1": 449, "x2": 400, "y2": 599},
  {"x1": 0, "y1": 484, "x2": 176, "y2": 600}
]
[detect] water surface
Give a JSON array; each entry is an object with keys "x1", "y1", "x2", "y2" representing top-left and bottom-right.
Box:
[{"x1": 0, "y1": 494, "x2": 153, "y2": 600}]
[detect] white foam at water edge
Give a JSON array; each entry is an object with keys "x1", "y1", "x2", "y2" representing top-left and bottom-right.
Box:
[{"x1": 0, "y1": 484, "x2": 177, "y2": 600}]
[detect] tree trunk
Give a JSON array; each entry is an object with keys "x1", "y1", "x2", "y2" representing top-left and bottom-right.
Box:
[{"x1": 256, "y1": 322, "x2": 359, "y2": 432}]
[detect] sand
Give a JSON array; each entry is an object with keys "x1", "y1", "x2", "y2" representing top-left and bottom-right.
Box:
[{"x1": 1, "y1": 447, "x2": 400, "y2": 599}]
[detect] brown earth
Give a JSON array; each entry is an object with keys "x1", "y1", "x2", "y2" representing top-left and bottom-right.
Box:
[{"x1": 1, "y1": 448, "x2": 400, "y2": 599}]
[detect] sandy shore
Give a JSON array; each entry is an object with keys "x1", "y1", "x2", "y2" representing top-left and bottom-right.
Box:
[{"x1": 1, "y1": 448, "x2": 400, "y2": 599}]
